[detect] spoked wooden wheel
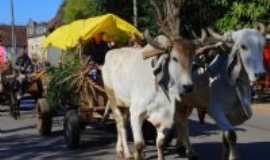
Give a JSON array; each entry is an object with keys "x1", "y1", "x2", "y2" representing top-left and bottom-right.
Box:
[
  {"x1": 64, "y1": 109, "x2": 81, "y2": 149},
  {"x1": 36, "y1": 98, "x2": 52, "y2": 136}
]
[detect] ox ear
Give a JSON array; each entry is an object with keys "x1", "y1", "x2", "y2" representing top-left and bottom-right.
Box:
[
  {"x1": 227, "y1": 47, "x2": 241, "y2": 85},
  {"x1": 266, "y1": 24, "x2": 270, "y2": 41},
  {"x1": 142, "y1": 44, "x2": 164, "y2": 59},
  {"x1": 256, "y1": 23, "x2": 266, "y2": 35}
]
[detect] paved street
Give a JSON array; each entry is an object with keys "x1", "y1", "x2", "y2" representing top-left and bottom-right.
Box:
[{"x1": 1, "y1": 103, "x2": 270, "y2": 160}]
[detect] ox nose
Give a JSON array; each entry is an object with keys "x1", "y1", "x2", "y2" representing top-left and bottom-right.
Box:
[
  {"x1": 255, "y1": 72, "x2": 266, "y2": 81},
  {"x1": 183, "y1": 84, "x2": 194, "y2": 93}
]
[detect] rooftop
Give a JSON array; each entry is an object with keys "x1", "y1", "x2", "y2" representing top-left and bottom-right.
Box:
[{"x1": 0, "y1": 25, "x2": 27, "y2": 48}]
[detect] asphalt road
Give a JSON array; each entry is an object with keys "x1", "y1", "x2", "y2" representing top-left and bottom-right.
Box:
[{"x1": 0, "y1": 103, "x2": 270, "y2": 160}]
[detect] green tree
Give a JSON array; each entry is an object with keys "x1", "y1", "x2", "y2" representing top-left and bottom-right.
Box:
[
  {"x1": 98, "y1": 0, "x2": 158, "y2": 33},
  {"x1": 214, "y1": 0, "x2": 270, "y2": 31},
  {"x1": 177, "y1": 0, "x2": 270, "y2": 35},
  {"x1": 98, "y1": 0, "x2": 133, "y2": 23},
  {"x1": 62, "y1": 0, "x2": 101, "y2": 24},
  {"x1": 59, "y1": 0, "x2": 270, "y2": 35}
]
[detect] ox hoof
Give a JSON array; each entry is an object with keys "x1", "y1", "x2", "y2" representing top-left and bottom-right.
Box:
[
  {"x1": 176, "y1": 144, "x2": 187, "y2": 157},
  {"x1": 126, "y1": 155, "x2": 135, "y2": 160},
  {"x1": 187, "y1": 152, "x2": 198, "y2": 160},
  {"x1": 223, "y1": 154, "x2": 240, "y2": 160},
  {"x1": 229, "y1": 154, "x2": 240, "y2": 160},
  {"x1": 116, "y1": 152, "x2": 125, "y2": 160},
  {"x1": 133, "y1": 153, "x2": 145, "y2": 160}
]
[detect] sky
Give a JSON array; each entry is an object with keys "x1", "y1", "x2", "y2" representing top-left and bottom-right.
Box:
[{"x1": 0, "y1": 0, "x2": 64, "y2": 25}]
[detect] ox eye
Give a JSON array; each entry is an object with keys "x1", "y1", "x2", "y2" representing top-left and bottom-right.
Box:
[
  {"x1": 241, "y1": 44, "x2": 247, "y2": 51},
  {"x1": 172, "y1": 57, "x2": 178, "y2": 62}
]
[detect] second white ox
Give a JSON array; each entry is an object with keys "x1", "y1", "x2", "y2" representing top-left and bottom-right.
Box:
[{"x1": 102, "y1": 33, "x2": 196, "y2": 160}]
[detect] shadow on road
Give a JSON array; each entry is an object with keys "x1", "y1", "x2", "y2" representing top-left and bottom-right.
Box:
[
  {"x1": 0, "y1": 115, "x2": 256, "y2": 160},
  {"x1": 193, "y1": 141, "x2": 270, "y2": 160},
  {"x1": 145, "y1": 141, "x2": 270, "y2": 160},
  {"x1": 0, "y1": 125, "x2": 35, "y2": 134},
  {"x1": 188, "y1": 119, "x2": 246, "y2": 137},
  {"x1": 0, "y1": 123, "x2": 116, "y2": 160}
]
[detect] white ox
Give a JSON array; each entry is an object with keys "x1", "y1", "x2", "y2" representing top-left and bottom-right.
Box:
[
  {"x1": 175, "y1": 28, "x2": 266, "y2": 160},
  {"x1": 102, "y1": 34, "x2": 198, "y2": 160}
]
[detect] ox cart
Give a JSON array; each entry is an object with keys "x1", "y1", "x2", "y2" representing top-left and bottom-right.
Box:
[
  {"x1": 37, "y1": 13, "x2": 145, "y2": 149},
  {"x1": 0, "y1": 61, "x2": 45, "y2": 119},
  {"x1": 36, "y1": 59, "x2": 113, "y2": 148},
  {"x1": 0, "y1": 63, "x2": 18, "y2": 117},
  {"x1": 36, "y1": 57, "x2": 158, "y2": 149}
]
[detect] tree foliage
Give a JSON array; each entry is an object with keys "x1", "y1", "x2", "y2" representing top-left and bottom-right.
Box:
[
  {"x1": 62, "y1": 0, "x2": 101, "y2": 24},
  {"x1": 214, "y1": 0, "x2": 270, "y2": 31},
  {"x1": 98, "y1": 0, "x2": 158, "y2": 32},
  {"x1": 175, "y1": 0, "x2": 270, "y2": 34},
  {"x1": 59, "y1": 0, "x2": 270, "y2": 35}
]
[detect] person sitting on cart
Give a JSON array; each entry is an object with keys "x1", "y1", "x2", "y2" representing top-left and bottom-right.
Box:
[
  {"x1": 14, "y1": 51, "x2": 34, "y2": 97},
  {"x1": 15, "y1": 50, "x2": 33, "y2": 74},
  {"x1": 90, "y1": 32, "x2": 110, "y2": 65}
]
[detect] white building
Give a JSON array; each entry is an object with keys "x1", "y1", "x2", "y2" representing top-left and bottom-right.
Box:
[{"x1": 26, "y1": 20, "x2": 48, "y2": 62}]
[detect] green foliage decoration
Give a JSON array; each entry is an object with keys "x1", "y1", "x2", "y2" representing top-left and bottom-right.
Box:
[{"x1": 47, "y1": 55, "x2": 82, "y2": 110}]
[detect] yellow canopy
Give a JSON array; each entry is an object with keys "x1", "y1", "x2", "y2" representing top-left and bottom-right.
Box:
[{"x1": 44, "y1": 14, "x2": 143, "y2": 50}]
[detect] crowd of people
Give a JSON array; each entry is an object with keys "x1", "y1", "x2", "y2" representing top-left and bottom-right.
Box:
[{"x1": 0, "y1": 37, "x2": 47, "y2": 100}]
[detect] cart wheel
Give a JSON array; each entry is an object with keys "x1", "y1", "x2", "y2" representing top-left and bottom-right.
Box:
[
  {"x1": 64, "y1": 109, "x2": 80, "y2": 149},
  {"x1": 36, "y1": 98, "x2": 52, "y2": 136}
]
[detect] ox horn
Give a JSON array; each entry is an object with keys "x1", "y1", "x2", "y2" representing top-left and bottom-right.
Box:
[
  {"x1": 195, "y1": 42, "x2": 224, "y2": 55},
  {"x1": 192, "y1": 29, "x2": 208, "y2": 45},
  {"x1": 256, "y1": 23, "x2": 266, "y2": 34},
  {"x1": 207, "y1": 28, "x2": 223, "y2": 40},
  {"x1": 142, "y1": 30, "x2": 171, "y2": 59},
  {"x1": 207, "y1": 28, "x2": 233, "y2": 42},
  {"x1": 200, "y1": 29, "x2": 207, "y2": 43},
  {"x1": 144, "y1": 30, "x2": 167, "y2": 51},
  {"x1": 266, "y1": 24, "x2": 270, "y2": 41},
  {"x1": 267, "y1": 24, "x2": 270, "y2": 33}
]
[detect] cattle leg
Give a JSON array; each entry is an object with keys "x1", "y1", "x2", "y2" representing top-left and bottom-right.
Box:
[
  {"x1": 208, "y1": 105, "x2": 239, "y2": 160},
  {"x1": 197, "y1": 108, "x2": 206, "y2": 125},
  {"x1": 112, "y1": 107, "x2": 132, "y2": 159},
  {"x1": 156, "y1": 127, "x2": 170, "y2": 160},
  {"x1": 175, "y1": 105, "x2": 196, "y2": 158},
  {"x1": 130, "y1": 113, "x2": 145, "y2": 160},
  {"x1": 222, "y1": 130, "x2": 239, "y2": 160},
  {"x1": 105, "y1": 88, "x2": 132, "y2": 159},
  {"x1": 175, "y1": 107, "x2": 197, "y2": 160}
]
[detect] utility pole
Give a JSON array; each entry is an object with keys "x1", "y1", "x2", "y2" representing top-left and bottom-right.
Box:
[
  {"x1": 133, "y1": 0, "x2": 138, "y2": 27},
  {"x1": 10, "y1": 0, "x2": 16, "y2": 61}
]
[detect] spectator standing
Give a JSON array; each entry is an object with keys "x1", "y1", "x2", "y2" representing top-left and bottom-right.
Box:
[{"x1": 0, "y1": 39, "x2": 8, "y2": 66}]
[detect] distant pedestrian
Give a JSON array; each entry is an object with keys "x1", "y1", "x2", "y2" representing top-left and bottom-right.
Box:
[
  {"x1": 0, "y1": 39, "x2": 8, "y2": 73},
  {"x1": 0, "y1": 39, "x2": 8, "y2": 66}
]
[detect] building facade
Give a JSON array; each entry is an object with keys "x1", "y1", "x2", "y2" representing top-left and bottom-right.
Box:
[
  {"x1": 26, "y1": 20, "x2": 48, "y2": 62},
  {"x1": 0, "y1": 25, "x2": 27, "y2": 62}
]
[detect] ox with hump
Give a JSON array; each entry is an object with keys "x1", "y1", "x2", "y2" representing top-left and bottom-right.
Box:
[
  {"x1": 101, "y1": 1, "x2": 211, "y2": 159},
  {"x1": 175, "y1": 25, "x2": 267, "y2": 160}
]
